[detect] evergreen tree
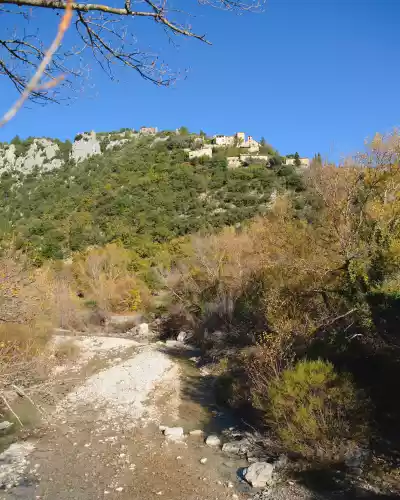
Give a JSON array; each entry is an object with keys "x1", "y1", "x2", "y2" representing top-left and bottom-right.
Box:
[
  {"x1": 294, "y1": 152, "x2": 301, "y2": 167},
  {"x1": 179, "y1": 126, "x2": 189, "y2": 136}
]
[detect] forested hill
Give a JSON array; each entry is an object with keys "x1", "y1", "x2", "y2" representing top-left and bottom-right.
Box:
[{"x1": 0, "y1": 132, "x2": 304, "y2": 262}]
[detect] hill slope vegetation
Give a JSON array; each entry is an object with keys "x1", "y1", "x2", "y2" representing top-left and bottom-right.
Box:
[{"x1": 0, "y1": 133, "x2": 303, "y2": 262}]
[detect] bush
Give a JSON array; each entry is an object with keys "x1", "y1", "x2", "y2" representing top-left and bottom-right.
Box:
[
  {"x1": 265, "y1": 359, "x2": 367, "y2": 461},
  {"x1": 72, "y1": 243, "x2": 149, "y2": 313}
]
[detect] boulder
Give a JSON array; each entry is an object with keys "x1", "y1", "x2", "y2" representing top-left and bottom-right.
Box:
[
  {"x1": 205, "y1": 435, "x2": 221, "y2": 447},
  {"x1": 163, "y1": 427, "x2": 184, "y2": 441},
  {"x1": 243, "y1": 462, "x2": 275, "y2": 488},
  {"x1": 222, "y1": 439, "x2": 251, "y2": 456}
]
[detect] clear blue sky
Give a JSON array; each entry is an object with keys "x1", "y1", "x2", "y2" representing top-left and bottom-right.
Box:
[{"x1": 0, "y1": 0, "x2": 399, "y2": 161}]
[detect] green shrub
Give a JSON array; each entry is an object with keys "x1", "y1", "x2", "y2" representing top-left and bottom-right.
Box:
[{"x1": 266, "y1": 359, "x2": 367, "y2": 461}]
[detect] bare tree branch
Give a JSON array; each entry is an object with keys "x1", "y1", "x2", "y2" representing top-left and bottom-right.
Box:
[
  {"x1": 0, "y1": 0, "x2": 73, "y2": 126},
  {"x1": 0, "y1": 0, "x2": 263, "y2": 108},
  {"x1": 1, "y1": 0, "x2": 212, "y2": 42}
]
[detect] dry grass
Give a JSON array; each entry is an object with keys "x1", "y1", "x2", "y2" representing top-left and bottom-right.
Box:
[
  {"x1": 0, "y1": 250, "x2": 62, "y2": 422},
  {"x1": 72, "y1": 243, "x2": 149, "y2": 314}
]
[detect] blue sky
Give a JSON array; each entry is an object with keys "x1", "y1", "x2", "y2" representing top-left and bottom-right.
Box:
[{"x1": 0, "y1": 0, "x2": 399, "y2": 161}]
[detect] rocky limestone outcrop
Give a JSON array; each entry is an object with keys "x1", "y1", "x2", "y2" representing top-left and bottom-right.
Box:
[
  {"x1": 0, "y1": 138, "x2": 63, "y2": 174},
  {"x1": 0, "y1": 130, "x2": 134, "y2": 176},
  {"x1": 71, "y1": 131, "x2": 101, "y2": 162}
]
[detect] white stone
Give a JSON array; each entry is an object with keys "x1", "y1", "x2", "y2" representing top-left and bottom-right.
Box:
[
  {"x1": 0, "y1": 421, "x2": 13, "y2": 431},
  {"x1": 163, "y1": 427, "x2": 184, "y2": 441},
  {"x1": 200, "y1": 457, "x2": 207, "y2": 464},
  {"x1": 189, "y1": 429, "x2": 204, "y2": 436},
  {"x1": 205, "y1": 435, "x2": 221, "y2": 447},
  {"x1": 137, "y1": 323, "x2": 149, "y2": 336},
  {"x1": 243, "y1": 461, "x2": 275, "y2": 488}
]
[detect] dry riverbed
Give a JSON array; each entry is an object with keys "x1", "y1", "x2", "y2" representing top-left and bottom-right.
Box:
[{"x1": 0, "y1": 335, "x2": 258, "y2": 500}]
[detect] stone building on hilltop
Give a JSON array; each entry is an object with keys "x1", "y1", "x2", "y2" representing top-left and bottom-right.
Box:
[
  {"x1": 140, "y1": 126, "x2": 158, "y2": 135},
  {"x1": 213, "y1": 132, "x2": 259, "y2": 152}
]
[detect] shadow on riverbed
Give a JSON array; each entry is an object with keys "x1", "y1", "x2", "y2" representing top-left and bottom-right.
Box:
[
  {"x1": 161, "y1": 342, "x2": 400, "y2": 500},
  {"x1": 292, "y1": 468, "x2": 400, "y2": 499},
  {"x1": 159, "y1": 342, "x2": 247, "y2": 435}
]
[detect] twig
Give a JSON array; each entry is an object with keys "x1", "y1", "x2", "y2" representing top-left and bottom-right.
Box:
[
  {"x1": 1, "y1": 0, "x2": 211, "y2": 43},
  {"x1": 322, "y1": 308, "x2": 357, "y2": 328},
  {"x1": 1, "y1": 393, "x2": 23, "y2": 426},
  {"x1": 0, "y1": 0, "x2": 73, "y2": 127}
]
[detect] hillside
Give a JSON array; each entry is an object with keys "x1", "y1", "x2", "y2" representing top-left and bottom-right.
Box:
[
  {"x1": 1, "y1": 131, "x2": 400, "y2": 499},
  {"x1": 0, "y1": 131, "x2": 303, "y2": 262}
]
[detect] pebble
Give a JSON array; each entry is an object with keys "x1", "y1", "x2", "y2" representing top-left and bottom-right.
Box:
[
  {"x1": 115, "y1": 486, "x2": 124, "y2": 492},
  {"x1": 156, "y1": 491, "x2": 163, "y2": 495},
  {"x1": 200, "y1": 458, "x2": 208, "y2": 464},
  {"x1": 104, "y1": 491, "x2": 110, "y2": 495},
  {"x1": 119, "y1": 453, "x2": 126, "y2": 458},
  {"x1": 227, "y1": 482, "x2": 234, "y2": 488}
]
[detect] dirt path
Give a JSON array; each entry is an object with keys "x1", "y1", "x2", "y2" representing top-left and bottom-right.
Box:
[{"x1": 0, "y1": 336, "x2": 251, "y2": 500}]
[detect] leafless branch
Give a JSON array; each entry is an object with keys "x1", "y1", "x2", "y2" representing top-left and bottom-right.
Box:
[
  {"x1": 0, "y1": 0, "x2": 73, "y2": 126},
  {"x1": 1, "y1": 393, "x2": 23, "y2": 426},
  {"x1": 0, "y1": 0, "x2": 262, "y2": 108},
  {"x1": 1, "y1": 0, "x2": 212, "y2": 42}
]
